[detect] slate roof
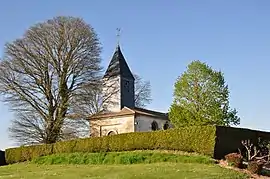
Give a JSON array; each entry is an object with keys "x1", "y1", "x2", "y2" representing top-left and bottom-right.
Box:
[
  {"x1": 88, "y1": 107, "x2": 169, "y2": 120},
  {"x1": 133, "y1": 107, "x2": 168, "y2": 119},
  {"x1": 104, "y1": 45, "x2": 135, "y2": 80}
]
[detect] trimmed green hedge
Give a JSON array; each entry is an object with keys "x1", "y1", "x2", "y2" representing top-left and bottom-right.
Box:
[{"x1": 5, "y1": 126, "x2": 216, "y2": 164}]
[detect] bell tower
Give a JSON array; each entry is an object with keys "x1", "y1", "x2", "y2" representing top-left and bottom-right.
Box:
[{"x1": 103, "y1": 44, "x2": 135, "y2": 112}]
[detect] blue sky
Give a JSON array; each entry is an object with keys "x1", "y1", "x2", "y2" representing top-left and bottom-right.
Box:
[{"x1": 1, "y1": 0, "x2": 270, "y2": 150}]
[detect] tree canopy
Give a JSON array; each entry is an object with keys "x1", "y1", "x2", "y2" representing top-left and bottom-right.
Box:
[
  {"x1": 0, "y1": 16, "x2": 103, "y2": 144},
  {"x1": 169, "y1": 60, "x2": 240, "y2": 127},
  {"x1": 0, "y1": 16, "x2": 152, "y2": 145}
]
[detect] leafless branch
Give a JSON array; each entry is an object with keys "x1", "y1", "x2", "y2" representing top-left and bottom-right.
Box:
[
  {"x1": 134, "y1": 74, "x2": 152, "y2": 108},
  {"x1": 242, "y1": 139, "x2": 260, "y2": 161}
]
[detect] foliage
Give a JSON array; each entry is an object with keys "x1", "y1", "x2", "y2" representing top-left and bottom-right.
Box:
[
  {"x1": 0, "y1": 163, "x2": 249, "y2": 179},
  {"x1": 0, "y1": 16, "x2": 103, "y2": 145},
  {"x1": 169, "y1": 60, "x2": 240, "y2": 127},
  {"x1": 5, "y1": 126, "x2": 216, "y2": 164},
  {"x1": 5, "y1": 144, "x2": 53, "y2": 164},
  {"x1": 247, "y1": 161, "x2": 263, "y2": 174},
  {"x1": 31, "y1": 151, "x2": 214, "y2": 165},
  {"x1": 225, "y1": 153, "x2": 243, "y2": 168}
]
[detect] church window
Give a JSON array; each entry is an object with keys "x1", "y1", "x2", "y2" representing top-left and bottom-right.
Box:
[
  {"x1": 124, "y1": 80, "x2": 130, "y2": 92},
  {"x1": 151, "y1": 121, "x2": 158, "y2": 131},
  {"x1": 163, "y1": 122, "x2": 169, "y2": 130}
]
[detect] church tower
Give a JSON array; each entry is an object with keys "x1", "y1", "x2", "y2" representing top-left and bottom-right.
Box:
[{"x1": 103, "y1": 45, "x2": 135, "y2": 112}]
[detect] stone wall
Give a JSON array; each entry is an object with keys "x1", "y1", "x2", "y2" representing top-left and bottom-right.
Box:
[
  {"x1": 90, "y1": 114, "x2": 135, "y2": 137},
  {"x1": 134, "y1": 115, "x2": 170, "y2": 132},
  {"x1": 102, "y1": 76, "x2": 121, "y2": 112},
  {"x1": 214, "y1": 126, "x2": 270, "y2": 159},
  {"x1": 0, "y1": 150, "x2": 6, "y2": 166}
]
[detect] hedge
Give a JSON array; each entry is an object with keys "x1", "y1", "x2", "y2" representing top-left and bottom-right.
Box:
[{"x1": 5, "y1": 125, "x2": 216, "y2": 164}]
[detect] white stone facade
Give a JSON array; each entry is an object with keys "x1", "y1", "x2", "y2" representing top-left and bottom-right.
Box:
[
  {"x1": 90, "y1": 115, "x2": 134, "y2": 137},
  {"x1": 102, "y1": 76, "x2": 121, "y2": 112},
  {"x1": 134, "y1": 115, "x2": 170, "y2": 132},
  {"x1": 89, "y1": 107, "x2": 171, "y2": 137}
]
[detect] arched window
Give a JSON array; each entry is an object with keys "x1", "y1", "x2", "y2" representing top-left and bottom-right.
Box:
[
  {"x1": 163, "y1": 122, "x2": 169, "y2": 130},
  {"x1": 151, "y1": 121, "x2": 158, "y2": 131},
  {"x1": 107, "y1": 131, "x2": 117, "y2": 136}
]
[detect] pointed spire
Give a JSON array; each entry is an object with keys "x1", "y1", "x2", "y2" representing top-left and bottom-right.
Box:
[
  {"x1": 116, "y1": 28, "x2": 121, "y2": 46},
  {"x1": 104, "y1": 44, "x2": 134, "y2": 80}
]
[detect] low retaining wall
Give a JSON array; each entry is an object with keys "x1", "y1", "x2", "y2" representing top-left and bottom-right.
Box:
[
  {"x1": 0, "y1": 150, "x2": 6, "y2": 166},
  {"x1": 214, "y1": 126, "x2": 270, "y2": 159}
]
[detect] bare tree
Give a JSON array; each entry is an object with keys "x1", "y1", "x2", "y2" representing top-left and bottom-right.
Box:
[
  {"x1": 66, "y1": 77, "x2": 119, "y2": 139},
  {"x1": 70, "y1": 77, "x2": 118, "y2": 117},
  {"x1": 134, "y1": 74, "x2": 152, "y2": 108},
  {"x1": 70, "y1": 73, "x2": 152, "y2": 116},
  {"x1": 0, "y1": 16, "x2": 103, "y2": 145},
  {"x1": 9, "y1": 112, "x2": 47, "y2": 145},
  {"x1": 73, "y1": 73, "x2": 152, "y2": 114}
]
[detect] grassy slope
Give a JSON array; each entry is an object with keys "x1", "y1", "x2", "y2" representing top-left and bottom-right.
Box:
[
  {"x1": 0, "y1": 163, "x2": 248, "y2": 179},
  {"x1": 0, "y1": 151, "x2": 249, "y2": 179},
  {"x1": 31, "y1": 151, "x2": 215, "y2": 165}
]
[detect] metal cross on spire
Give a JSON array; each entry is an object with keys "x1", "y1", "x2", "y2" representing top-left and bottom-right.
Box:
[{"x1": 116, "y1": 28, "x2": 121, "y2": 46}]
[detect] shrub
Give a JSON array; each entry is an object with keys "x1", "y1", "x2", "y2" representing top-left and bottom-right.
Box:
[
  {"x1": 225, "y1": 153, "x2": 243, "y2": 168},
  {"x1": 247, "y1": 161, "x2": 263, "y2": 174},
  {"x1": 31, "y1": 151, "x2": 215, "y2": 165},
  {"x1": 5, "y1": 144, "x2": 53, "y2": 164},
  {"x1": 5, "y1": 126, "x2": 216, "y2": 164}
]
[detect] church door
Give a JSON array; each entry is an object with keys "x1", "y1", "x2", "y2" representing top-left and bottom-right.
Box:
[{"x1": 107, "y1": 131, "x2": 117, "y2": 136}]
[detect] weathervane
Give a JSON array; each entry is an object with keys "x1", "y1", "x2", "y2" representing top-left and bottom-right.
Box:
[{"x1": 116, "y1": 28, "x2": 121, "y2": 45}]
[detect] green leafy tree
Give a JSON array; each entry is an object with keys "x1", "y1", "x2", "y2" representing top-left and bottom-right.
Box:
[{"x1": 169, "y1": 60, "x2": 240, "y2": 127}]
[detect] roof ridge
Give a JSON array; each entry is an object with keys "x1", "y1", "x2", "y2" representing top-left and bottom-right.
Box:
[{"x1": 134, "y1": 107, "x2": 168, "y2": 115}]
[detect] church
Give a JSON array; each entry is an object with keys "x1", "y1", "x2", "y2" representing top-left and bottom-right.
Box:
[{"x1": 87, "y1": 44, "x2": 171, "y2": 137}]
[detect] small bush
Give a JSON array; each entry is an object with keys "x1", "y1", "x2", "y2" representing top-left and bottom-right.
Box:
[
  {"x1": 225, "y1": 153, "x2": 243, "y2": 168},
  {"x1": 247, "y1": 161, "x2": 263, "y2": 174},
  {"x1": 31, "y1": 151, "x2": 215, "y2": 165},
  {"x1": 5, "y1": 126, "x2": 216, "y2": 164}
]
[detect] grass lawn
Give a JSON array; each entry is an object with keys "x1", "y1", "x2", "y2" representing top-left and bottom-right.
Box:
[{"x1": 0, "y1": 162, "x2": 249, "y2": 179}]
